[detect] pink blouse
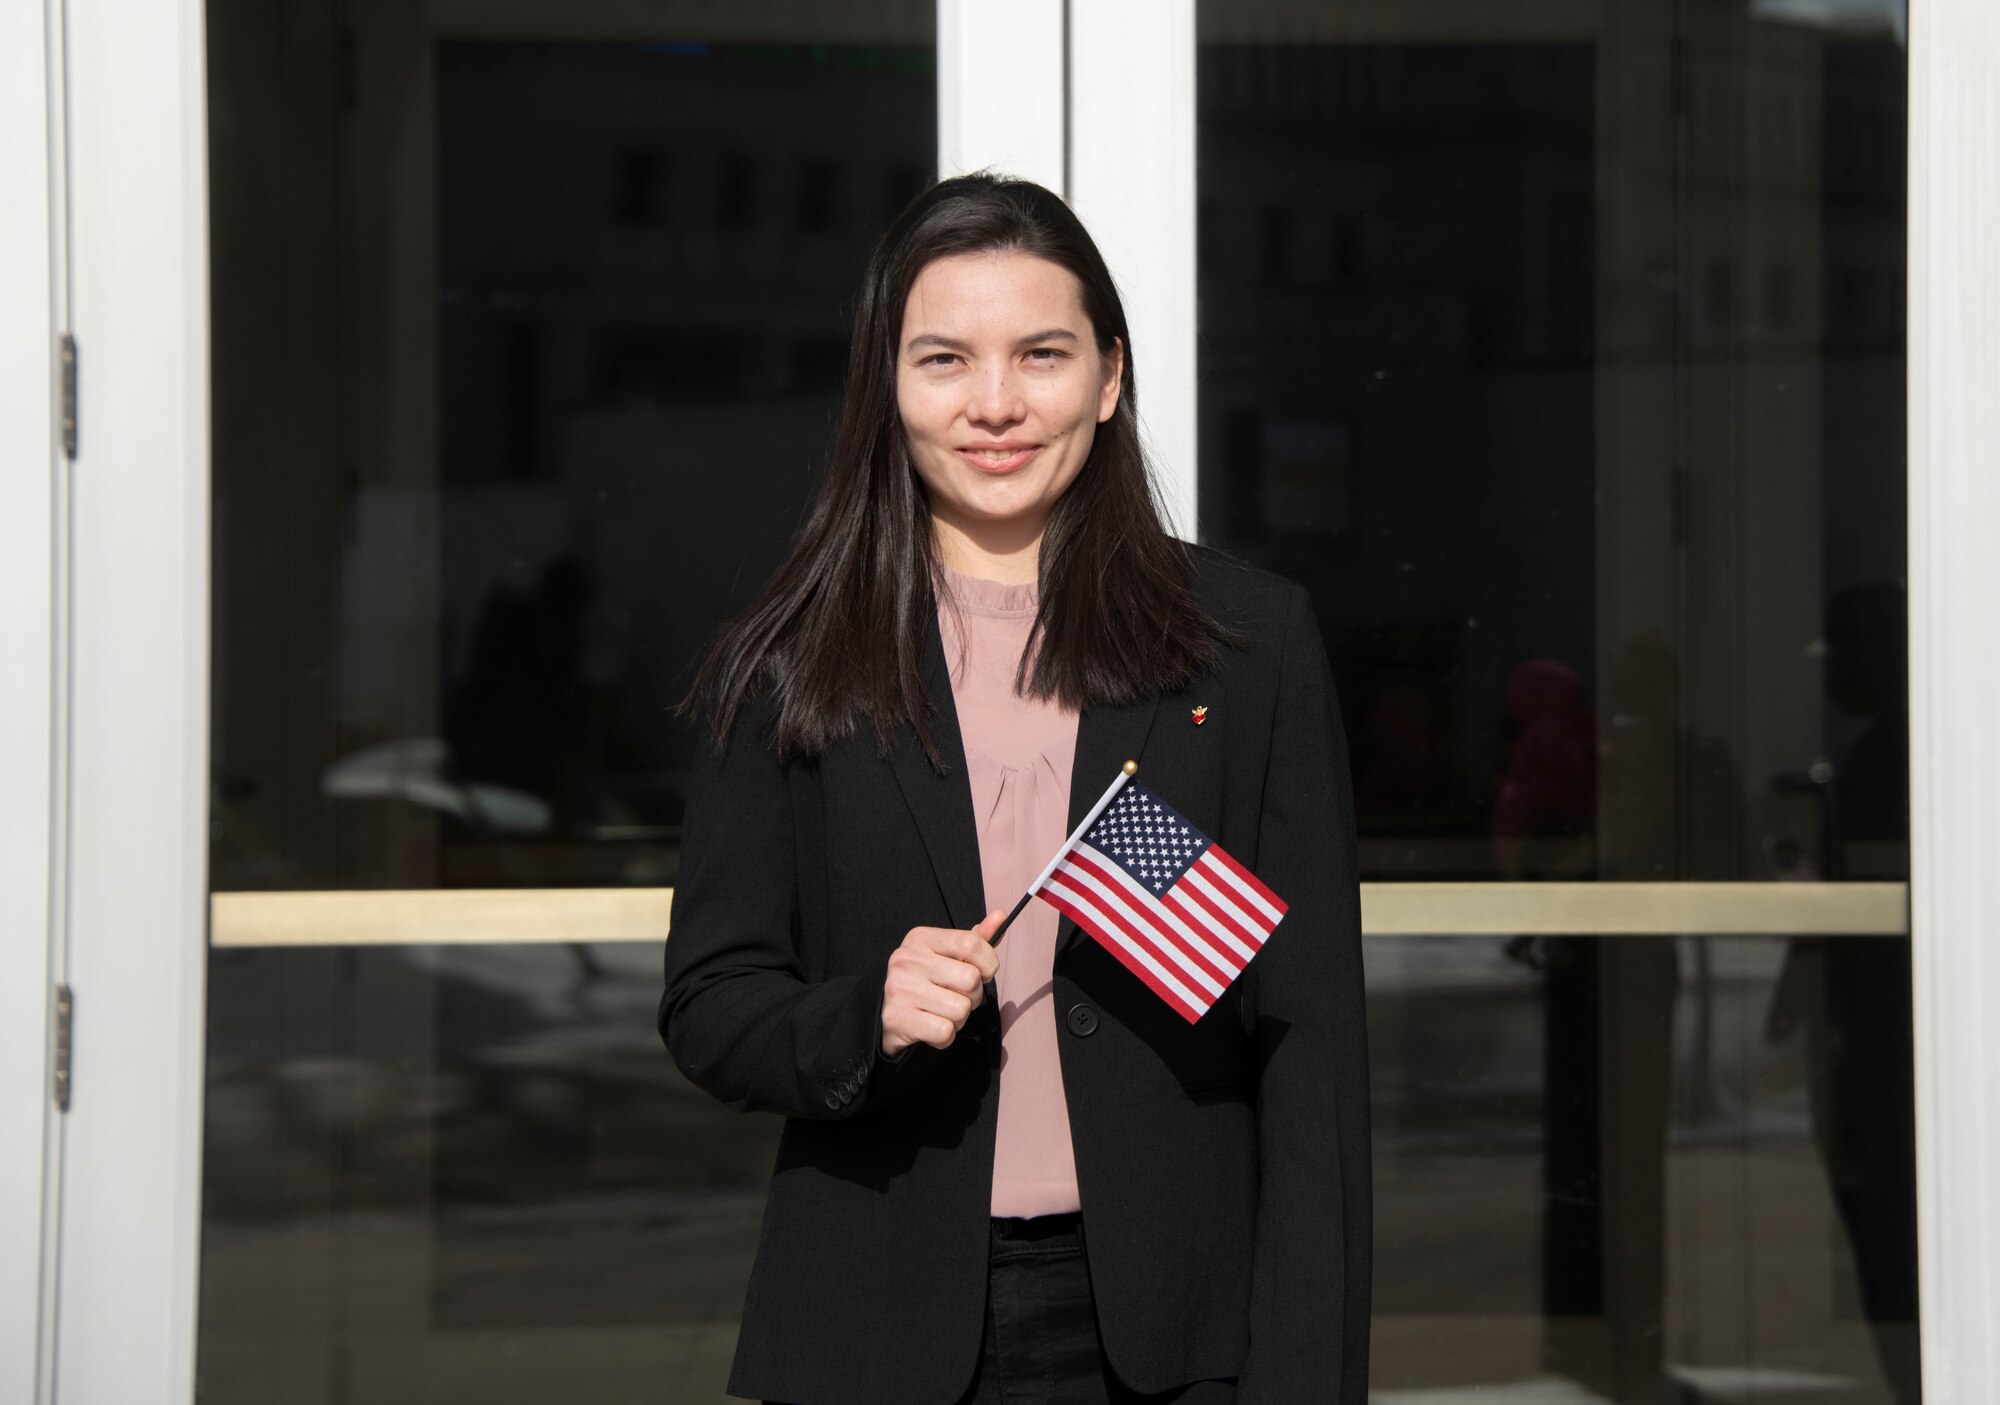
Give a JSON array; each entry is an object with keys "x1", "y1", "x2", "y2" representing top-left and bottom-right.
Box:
[{"x1": 936, "y1": 562, "x2": 1083, "y2": 1218}]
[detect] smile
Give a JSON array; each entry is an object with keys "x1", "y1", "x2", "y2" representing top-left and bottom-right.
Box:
[{"x1": 957, "y1": 443, "x2": 1041, "y2": 474}]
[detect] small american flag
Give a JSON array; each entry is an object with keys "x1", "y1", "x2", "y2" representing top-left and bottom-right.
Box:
[{"x1": 1039, "y1": 781, "x2": 1287, "y2": 1023}]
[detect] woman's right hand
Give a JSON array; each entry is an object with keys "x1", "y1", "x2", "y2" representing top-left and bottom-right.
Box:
[{"x1": 880, "y1": 910, "x2": 1005, "y2": 1056}]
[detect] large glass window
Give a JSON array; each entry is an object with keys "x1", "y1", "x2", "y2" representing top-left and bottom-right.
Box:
[
  {"x1": 1196, "y1": 6, "x2": 1909, "y2": 889},
  {"x1": 1196, "y1": 2, "x2": 1915, "y2": 1401},
  {"x1": 200, "y1": 5, "x2": 932, "y2": 1400},
  {"x1": 199, "y1": 1, "x2": 1917, "y2": 1401}
]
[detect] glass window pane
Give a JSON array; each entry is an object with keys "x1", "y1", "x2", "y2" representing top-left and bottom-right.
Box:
[
  {"x1": 1369, "y1": 933, "x2": 1917, "y2": 1403},
  {"x1": 1195, "y1": 3, "x2": 1910, "y2": 887},
  {"x1": 1195, "y1": 4, "x2": 1918, "y2": 1401},
  {"x1": 200, "y1": 930, "x2": 1921, "y2": 1404},
  {"x1": 208, "y1": 7, "x2": 936, "y2": 896},
  {"x1": 200, "y1": 942, "x2": 780, "y2": 1401},
  {"x1": 200, "y1": 6, "x2": 934, "y2": 1401}
]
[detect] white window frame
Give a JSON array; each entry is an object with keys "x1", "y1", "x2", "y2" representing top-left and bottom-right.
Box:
[
  {"x1": 2, "y1": 1, "x2": 66, "y2": 1401},
  {"x1": 1066, "y1": 0, "x2": 1198, "y2": 541},
  {"x1": 1907, "y1": 0, "x2": 2000, "y2": 1395},
  {"x1": 937, "y1": 0, "x2": 1198, "y2": 539},
  {"x1": 8, "y1": 0, "x2": 214, "y2": 1400},
  {"x1": 938, "y1": 0, "x2": 1066, "y2": 193}
]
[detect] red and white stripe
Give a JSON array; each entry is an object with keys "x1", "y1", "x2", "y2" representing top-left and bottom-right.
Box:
[{"x1": 1039, "y1": 841, "x2": 1287, "y2": 1023}]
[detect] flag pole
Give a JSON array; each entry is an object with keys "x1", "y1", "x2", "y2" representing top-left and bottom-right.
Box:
[{"x1": 987, "y1": 760, "x2": 1138, "y2": 946}]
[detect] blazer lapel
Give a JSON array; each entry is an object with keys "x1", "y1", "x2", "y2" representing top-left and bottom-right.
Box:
[
  {"x1": 1056, "y1": 690, "x2": 1164, "y2": 956},
  {"x1": 885, "y1": 613, "x2": 987, "y2": 932}
]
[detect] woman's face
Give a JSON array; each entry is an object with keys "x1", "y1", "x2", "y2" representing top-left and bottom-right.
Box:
[{"x1": 896, "y1": 250, "x2": 1124, "y2": 574}]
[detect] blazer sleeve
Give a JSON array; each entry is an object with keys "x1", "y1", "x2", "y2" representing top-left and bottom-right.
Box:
[
  {"x1": 1236, "y1": 583, "x2": 1373, "y2": 1403},
  {"x1": 658, "y1": 704, "x2": 914, "y2": 1121}
]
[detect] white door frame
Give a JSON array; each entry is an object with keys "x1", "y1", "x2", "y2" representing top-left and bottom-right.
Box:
[
  {"x1": 938, "y1": 0, "x2": 1066, "y2": 194},
  {"x1": 1907, "y1": 0, "x2": 2000, "y2": 1397},
  {"x1": 938, "y1": 0, "x2": 1198, "y2": 541},
  {"x1": 21, "y1": 1, "x2": 2000, "y2": 1400},
  {"x1": 1067, "y1": 0, "x2": 1198, "y2": 542},
  {"x1": 1, "y1": 0, "x2": 66, "y2": 1400},
  {"x1": 30, "y1": 0, "x2": 213, "y2": 1400}
]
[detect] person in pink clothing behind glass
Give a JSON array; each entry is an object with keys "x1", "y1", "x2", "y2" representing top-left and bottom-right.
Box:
[{"x1": 663, "y1": 173, "x2": 1370, "y2": 1405}]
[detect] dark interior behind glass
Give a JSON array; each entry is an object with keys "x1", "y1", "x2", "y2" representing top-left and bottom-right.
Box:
[
  {"x1": 201, "y1": 7, "x2": 932, "y2": 1400},
  {"x1": 1196, "y1": 3, "x2": 1914, "y2": 1401},
  {"x1": 201, "y1": 1, "x2": 1917, "y2": 1402},
  {"x1": 1197, "y1": 13, "x2": 1909, "y2": 891}
]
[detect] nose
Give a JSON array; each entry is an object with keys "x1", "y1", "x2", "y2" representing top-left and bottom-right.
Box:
[{"x1": 966, "y1": 363, "x2": 1027, "y2": 431}]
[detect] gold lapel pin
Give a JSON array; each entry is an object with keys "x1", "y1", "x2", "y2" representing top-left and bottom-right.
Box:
[{"x1": 1191, "y1": 705, "x2": 1209, "y2": 726}]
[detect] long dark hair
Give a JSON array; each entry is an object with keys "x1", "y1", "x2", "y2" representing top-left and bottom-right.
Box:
[{"x1": 686, "y1": 172, "x2": 1226, "y2": 765}]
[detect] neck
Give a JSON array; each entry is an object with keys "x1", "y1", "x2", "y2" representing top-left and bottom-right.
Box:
[{"x1": 932, "y1": 513, "x2": 1044, "y2": 584}]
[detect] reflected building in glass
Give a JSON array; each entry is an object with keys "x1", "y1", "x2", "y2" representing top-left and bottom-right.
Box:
[
  {"x1": 196, "y1": 1, "x2": 1917, "y2": 1402},
  {"x1": 203, "y1": 6, "x2": 934, "y2": 1399},
  {"x1": 1195, "y1": 4, "x2": 1912, "y2": 1403}
]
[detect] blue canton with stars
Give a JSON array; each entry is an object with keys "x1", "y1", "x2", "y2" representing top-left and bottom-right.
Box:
[{"x1": 1081, "y1": 782, "x2": 1211, "y2": 894}]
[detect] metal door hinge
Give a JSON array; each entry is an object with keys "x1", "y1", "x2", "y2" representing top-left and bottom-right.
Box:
[
  {"x1": 53, "y1": 984, "x2": 73, "y2": 1112},
  {"x1": 59, "y1": 333, "x2": 77, "y2": 459}
]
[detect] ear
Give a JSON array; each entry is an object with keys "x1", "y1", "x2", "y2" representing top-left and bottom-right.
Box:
[{"x1": 1096, "y1": 337, "x2": 1125, "y2": 424}]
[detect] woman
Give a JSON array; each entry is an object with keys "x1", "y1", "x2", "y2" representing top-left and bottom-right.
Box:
[{"x1": 661, "y1": 173, "x2": 1369, "y2": 1405}]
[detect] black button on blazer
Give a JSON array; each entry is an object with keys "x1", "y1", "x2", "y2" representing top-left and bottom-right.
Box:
[{"x1": 660, "y1": 549, "x2": 1371, "y2": 1405}]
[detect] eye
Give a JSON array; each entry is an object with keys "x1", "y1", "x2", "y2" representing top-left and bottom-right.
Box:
[
  {"x1": 1025, "y1": 347, "x2": 1067, "y2": 364},
  {"x1": 919, "y1": 352, "x2": 963, "y2": 367}
]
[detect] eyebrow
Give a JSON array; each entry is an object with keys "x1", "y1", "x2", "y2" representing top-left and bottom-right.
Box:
[{"x1": 904, "y1": 328, "x2": 1082, "y2": 355}]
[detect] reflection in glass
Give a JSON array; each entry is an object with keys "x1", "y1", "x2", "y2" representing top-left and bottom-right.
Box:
[
  {"x1": 198, "y1": 942, "x2": 780, "y2": 1401},
  {"x1": 1195, "y1": 3, "x2": 1910, "y2": 887},
  {"x1": 201, "y1": 3, "x2": 934, "y2": 1400},
  {"x1": 1193, "y1": 4, "x2": 1916, "y2": 1401},
  {"x1": 207, "y1": 5, "x2": 936, "y2": 894},
  {"x1": 197, "y1": 933, "x2": 1917, "y2": 1404},
  {"x1": 1372, "y1": 934, "x2": 1917, "y2": 1404},
  {"x1": 198, "y1": 0, "x2": 1923, "y2": 1400}
]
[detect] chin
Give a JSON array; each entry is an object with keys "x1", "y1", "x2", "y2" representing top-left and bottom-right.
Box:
[{"x1": 962, "y1": 492, "x2": 1053, "y2": 525}]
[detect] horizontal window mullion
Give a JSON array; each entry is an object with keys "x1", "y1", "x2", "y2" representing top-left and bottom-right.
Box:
[{"x1": 209, "y1": 880, "x2": 1909, "y2": 948}]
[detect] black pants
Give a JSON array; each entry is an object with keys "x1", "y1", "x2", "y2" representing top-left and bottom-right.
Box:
[
  {"x1": 767, "y1": 1215, "x2": 1236, "y2": 1405},
  {"x1": 955, "y1": 1215, "x2": 1235, "y2": 1405}
]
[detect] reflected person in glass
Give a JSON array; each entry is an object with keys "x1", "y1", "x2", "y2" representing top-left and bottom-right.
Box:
[{"x1": 662, "y1": 173, "x2": 1369, "y2": 1405}]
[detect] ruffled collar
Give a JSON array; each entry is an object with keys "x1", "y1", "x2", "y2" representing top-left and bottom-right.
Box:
[{"x1": 938, "y1": 560, "x2": 1039, "y2": 619}]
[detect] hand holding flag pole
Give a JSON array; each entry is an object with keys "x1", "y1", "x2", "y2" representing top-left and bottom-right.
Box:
[{"x1": 986, "y1": 759, "x2": 1139, "y2": 947}]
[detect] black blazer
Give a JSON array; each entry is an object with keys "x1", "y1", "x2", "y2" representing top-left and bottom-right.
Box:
[{"x1": 659, "y1": 549, "x2": 1370, "y2": 1405}]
